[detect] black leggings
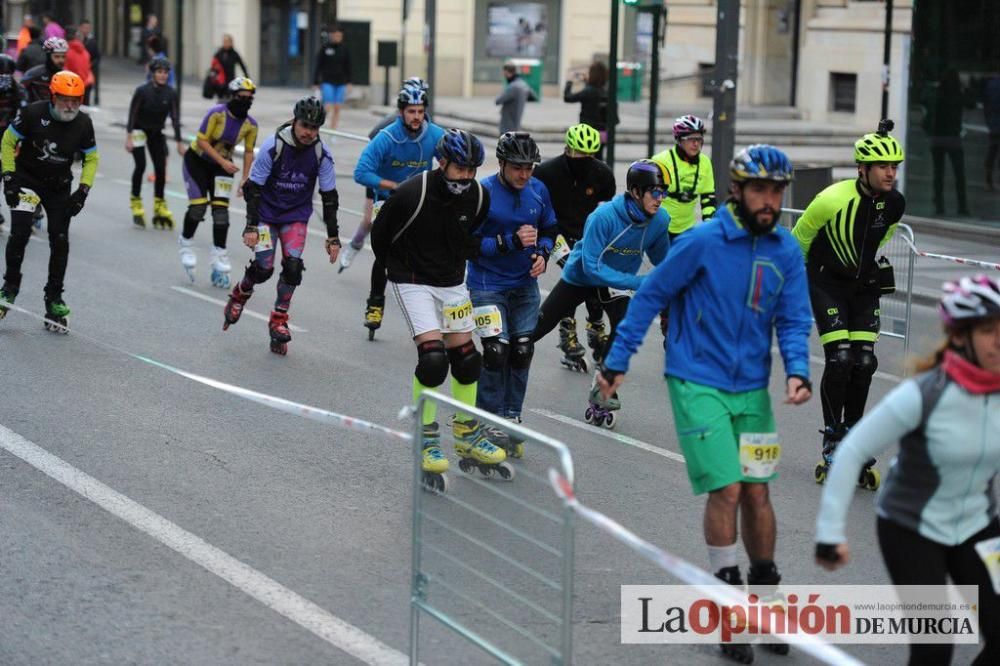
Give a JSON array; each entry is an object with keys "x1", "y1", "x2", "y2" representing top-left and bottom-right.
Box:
[
  {"x1": 369, "y1": 258, "x2": 387, "y2": 304},
  {"x1": 532, "y1": 279, "x2": 630, "y2": 359},
  {"x1": 131, "y1": 130, "x2": 168, "y2": 199},
  {"x1": 877, "y1": 517, "x2": 1000, "y2": 665},
  {"x1": 3, "y1": 187, "x2": 72, "y2": 299}
]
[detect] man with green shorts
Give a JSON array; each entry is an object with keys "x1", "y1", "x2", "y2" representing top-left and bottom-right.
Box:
[{"x1": 599, "y1": 145, "x2": 813, "y2": 663}]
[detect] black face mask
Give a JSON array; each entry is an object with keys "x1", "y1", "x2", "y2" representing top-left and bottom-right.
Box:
[
  {"x1": 228, "y1": 98, "x2": 252, "y2": 118},
  {"x1": 566, "y1": 155, "x2": 591, "y2": 179}
]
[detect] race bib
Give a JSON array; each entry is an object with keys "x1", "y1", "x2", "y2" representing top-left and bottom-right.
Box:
[
  {"x1": 608, "y1": 287, "x2": 635, "y2": 300},
  {"x1": 14, "y1": 188, "x2": 40, "y2": 213},
  {"x1": 974, "y1": 536, "x2": 1000, "y2": 595},
  {"x1": 254, "y1": 224, "x2": 273, "y2": 252},
  {"x1": 552, "y1": 235, "x2": 571, "y2": 263},
  {"x1": 472, "y1": 305, "x2": 502, "y2": 338},
  {"x1": 214, "y1": 176, "x2": 234, "y2": 200},
  {"x1": 131, "y1": 129, "x2": 147, "y2": 147},
  {"x1": 739, "y1": 433, "x2": 781, "y2": 479},
  {"x1": 442, "y1": 298, "x2": 473, "y2": 332},
  {"x1": 372, "y1": 199, "x2": 385, "y2": 219}
]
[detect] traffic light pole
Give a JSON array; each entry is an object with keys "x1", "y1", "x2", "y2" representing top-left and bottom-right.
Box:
[
  {"x1": 605, "y1": 0, "x2": 620, "y2": 167},
  {"x1": 425, "y1": 0, "x2": 436, "y2": 117},
  {"x1": 645, "y1": 4, "x2": 665, "y2": 158},
  {"x1": 710, "y1": 0, "x2": 739, "y2": 195}
]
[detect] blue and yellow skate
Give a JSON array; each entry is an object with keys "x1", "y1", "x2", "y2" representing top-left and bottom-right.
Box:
[{"x1": 451, "y1": 417, "x2": 515, "y2": 480}]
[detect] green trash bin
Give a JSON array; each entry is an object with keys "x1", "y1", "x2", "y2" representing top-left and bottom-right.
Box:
[
  {"x1": 617, "y1": 61, "x2": 643, "y2": 101},
  {"x1": 506, "y1": 58, "x2": 542, "y2": 100}
]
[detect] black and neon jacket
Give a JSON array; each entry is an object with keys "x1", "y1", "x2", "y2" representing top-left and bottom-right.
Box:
[{"x1": 791, "y1": 179, "x2": 905, "y2": 281}]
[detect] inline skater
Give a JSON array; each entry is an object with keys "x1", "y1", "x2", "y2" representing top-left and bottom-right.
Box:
[
  {"x1": 352, "y1": 84, "x2": 444, "y2": 339},
  {"x1": 792, "y1": 119, "x2": 905, "y2": 490},
  {"x1": 21, "y1": 37, "x2": 67, "y2": 103},
  {"x1": 177, "y1": 77, "x2": 258, "y2": 287},
  {"x1": 468, "y1": 131, "x2": 557, "y2": 457},
  {"x1": 223, "y1": 97, "x2": 339, "y2": 355},
  {"x1": 370, "y1": 128, "x2": 511, "y2": 491},
  {"x1": 816, "y1": 275, "x2": 1000, "y2": 665},
  {"x1": 531, "y1": 159, "x2": 671, "y2": 427},
  {"x1": 650, "y1": 115, "x2": 717, "y2": 239},
  {"x1": 533, "y1": 123, "x2": 616, "y2": 369},
  {"x1": 599, "y1": 145, "x2": 811, "y2": 664},
  {"x1": 0, "y1": 71, "x2": 98, "y2": 331},
  {"x1": 0, "y1": 55, "x2": 26, "y2": 233},
  {"x1": 126, "y1": 56, "x2": 184, "y2": 229},
  {"x1": 339, "y1": 77, "x2": 429, "y2": 273}
]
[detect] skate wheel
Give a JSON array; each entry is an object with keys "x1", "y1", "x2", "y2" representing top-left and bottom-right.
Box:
[
  {"x1": 496, "y1": 462, "x2": 515, "y2": 481},
  {"x1": 864, "y1": 468, "x2": 881, "y2": 491},
  {"x1": 458, "y1": 458, "x2": 475, "y2": 474},
  {"x1": 270, "y1": 342, "x2": 287, "y2": 355},
  {"x1": 814, "y1": 462, "x2": 827, "y2": 484},
  {"x1": 604, "y1": 411, "x2": 617, "y2": 429},
  {"x1": 478, "y1": 464, "x2": 494, "y2": 478},
  {"x1": 764, "y1": 643, "x2": 790, "y2": 656},
  {"x1": 368, "y1": 327, "x2": 376, "y2": 341},
  {"x1": 584, "y1": 406, "x2": 595, "y2": 424},
  {"x1": 421, "y1": 472, "x2": 449, "y2": 494}
]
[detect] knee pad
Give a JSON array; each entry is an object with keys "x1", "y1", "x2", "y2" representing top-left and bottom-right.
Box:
[
  {"x1": 280, "y1": 257, "x2": 304, "y2": 286},
  {"x1": 186, "y1": 202, "x2": 208, "y2": 222},
  {"x1": 823, "y1": 343, "x2": 854, "y2": 384},
  {"x1": 447, "y1": 340, "x2": 482, "y2": 384},
  {"x1": 852, "y1": 344, "x2": 878, "y2": 379},
  {"x1": 415, "y1": 340, "x2": 449, "y2": 388},
  {"x1": 481, "y1": 336, "x2": 509, "y2": 371},
  {"x1": 211, "y1": 205, "x2": 229, "y2": 227},
  {"x1": 510, "y1": 336, "x2": 534, "y2": 369},
  {"x1": 246, "y1": 259, "x2": 274, "y2": 284}
]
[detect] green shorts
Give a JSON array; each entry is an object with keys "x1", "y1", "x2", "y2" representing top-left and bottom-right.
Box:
[{"x1": 666, "y1": 377, "x2": 778, "y2": 495}]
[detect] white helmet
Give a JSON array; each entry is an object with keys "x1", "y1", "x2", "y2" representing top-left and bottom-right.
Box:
[{"x1": 939, "y1": 275, "x2": 1000, "y2": 327}]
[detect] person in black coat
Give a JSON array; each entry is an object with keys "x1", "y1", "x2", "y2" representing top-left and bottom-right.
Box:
[
  {"x1": 563, "y1": 62, "x2": 616, "y2": 160},
  {"x1": 214, "y1": 34, "x2": 250, "y2": 99}
]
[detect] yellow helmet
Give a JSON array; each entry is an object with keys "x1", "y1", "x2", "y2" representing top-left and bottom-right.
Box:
[{"x1": 228, "y1": 77, "x2": 256, "y2": 94}]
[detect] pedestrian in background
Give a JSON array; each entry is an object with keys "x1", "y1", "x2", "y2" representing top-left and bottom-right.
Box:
[
  {"x1": 78, "y1": 19, "x2": 101, "y2": 105},
  {"x1": 496, "y1": 62, "x2": 535, "y2": 135},
  {"x1": 65, "y1": 28, "x2": 94, "y2": 103},
  {"x1": 139, "y1": 14, "x2": 160, "y2": 65},
  {"x1": 16, "y1": 26, "x2": 45, "y2": 73},
  {"x1": 313, "y1": 27, "x2": 352, "y2": 129},
  {"x1": 984, "y1": 74, "x2": 1000, "y2": 192},
  {"x1": 41, "y1": 13, "x2": 65, "y2": 40},
  {"x1": 16, "y1": 14, "x2": 35, "y2": 56},
  {"x1": 563, "y1": 61, "x2": 613, "y2": 160},
  {"x1": 213, "y1": 35, "x2": 250, "y2": 100}
]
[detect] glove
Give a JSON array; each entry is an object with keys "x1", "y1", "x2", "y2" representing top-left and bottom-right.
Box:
[
  {"x1": 324, "y1": 237, "x2": 342, "y2": 252},
  {"x1": 815, "y1": 543, "x2": 841, "y2": 563},
  {"x1": 68, "y1": 186, "x2": 89, "y2": 217},
  {"x1": 4, "y1": 172, "x2": 20, "y2": 208}
]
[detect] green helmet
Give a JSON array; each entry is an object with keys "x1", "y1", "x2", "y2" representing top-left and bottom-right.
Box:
[
  {"x1": 854, "y1": 119, "x2": 904, "y2": 163},
  {"x1": 565, "y1": 123, "x2": 602, "y2": 154}
]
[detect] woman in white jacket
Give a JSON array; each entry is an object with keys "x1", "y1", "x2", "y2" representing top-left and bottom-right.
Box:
[{"x1": 814, "y1": 274, "x2": 1000, "y2": 665}]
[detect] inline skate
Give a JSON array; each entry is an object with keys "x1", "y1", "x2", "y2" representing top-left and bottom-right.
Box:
[
  {"x1": 0, "y1": 282, "x2": 18, "y2": 319},
  {"x1": 152, "y1": 197, "x2": 174, "y2": 230},
  {"x1": 585, "y1": 319, "x2": 609, "y2": 362},
  {"x1": 43, "y1": 297, "x2": 70, "y2": 333},
  {"x1": 716, "y1": 566, "x2": 755, "y2": 664},
  {"x1": 178, "y1": 235, "x2": 196, "y2": 282},
  {"x1": 558, "y1": 317, "x2": 587, "y2": 372},
  {"x1": 210, "y1": 246, "x2": 231, "y2": 288},
  {"x1": 450, "y1": 417, "x2": 515, "y2": 480},
  {"x1": 364, "y1": 295, "x2": 384, "y2": 341},
  {"x1": 268, "y1": 310, "x2": 291, "y2": 355},
  {"x1": 222, "y1": 284, "x2": 252, "y2": 330},
  {"x1": 130, "y1": 195, "x2": 145, "y2": 228},
  {"x1": 420, "y1": 421, "x2": 449, "y2": 493},
  {"x1": 585, "y1": 376, "x2": 620, "y2": 429}
]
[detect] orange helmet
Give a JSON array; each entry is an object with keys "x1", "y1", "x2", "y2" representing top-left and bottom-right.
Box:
[{"x1": 50, "y1": 70, "x2": 85, "y2": 98}]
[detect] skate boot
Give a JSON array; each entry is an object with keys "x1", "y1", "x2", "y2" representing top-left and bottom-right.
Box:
[
  {"x1": 178, "y1": 235, "x2": 197, "y2": 282},
  {"x1": 364, "y1": 295, "x2": 384, "y2": 341},
  {"x1": 222, "y1": 284, "x2": 253, "y2": 330},
  {"x1": 129, "y1": 195, "x2": 146, "y2": 228},
  {"x1": 0, "y1": 282, "x2": 19, "y2": 320},
  {"x1": 503, "y1": 415, "x2": 525, "y2": 459},
  {"x1": 585, "y1": 319, "x2": 609, "y2": 362},
  {"x1": 152, "y1": 197, "x2": 174, "y2": 230},
  {"x1": 210, "y1": 246, "x2": 231, "y2": 288},
  {"x1": 585, "y1": 376, "x2": 620, "y2": 429},
  {"x1": 337, "y1": 241, "x2": 362, "y2": 273},
  {"x1": 557, "y1": 318, "x2": 587, "y2": 372},
  {"x1": 450, "y1": 417, "x2": 515, "y2": 480},
  {"x1": 814, "y1": 424, "x2": 846, "y2": 484},
  {"x1": 268, "y1": 309, "x2": 292, "y2": 355},
  {"x1": 747, "y1": 561, "x2": 789, "y2": 656},
  {"x1": 43, "y1": 297, "x2": 70, "y2": 334},
  {"x1": 845, "y1": 423, "x2": 880, "y2": 491},
  {"x1": 716, "y1": 566, "x2": 754, "y2": 664},
  {"x1": 420, "y1": 421, "x2": 450, "y2": 493}
]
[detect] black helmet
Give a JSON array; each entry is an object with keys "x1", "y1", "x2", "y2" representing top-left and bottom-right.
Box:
[
  {"x1": 626, "y1": 159, "x2": 670, "y2": 194},
  {"x1": 149, "y1": 56, "x2": 171, "y2": 72},
  {"x1": 495, "y1": 131, "x2": 541, "y2": 165},
  {"x1": 293, "y1": 96, "x2": 326, "y2": 126},
  {"x1": 0, "y1": 54, "x2": 16, "y2": 77}
]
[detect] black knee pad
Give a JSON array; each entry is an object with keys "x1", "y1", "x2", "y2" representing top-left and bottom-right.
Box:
[
  {"x1": 481, "y1": 337, "x2": 508, "y2": 371},
  {"x1": 510, "y1": 336, "x2": 534, "y2": 369},
  {"x1": 852, "y1": 344, "x2": 878, "y2": 379},
  {"x1": 448, "y1": 340, "x2": 481, "y2": 384},
  {"x1": 246, "y1": 259, "x2": 274, "y2": 284},
  {"x1": 280, "y1": 257, "x2": 304, "y2": 286},
  {"x1": 823, "y1": 343, "x2": 853, "y2": 384},
  {"x1": 415, "y1": 340, "x2": 449, "y2": 388},
  {"x1": 186, "y1": 202, "x2": 208, "y2": 222},
  {"x1": 211, "y1": 205, "x2": 229, "y2": 227}
]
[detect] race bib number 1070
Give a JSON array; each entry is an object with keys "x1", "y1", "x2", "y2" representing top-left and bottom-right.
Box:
[{"x1": 442, "y1": 299, "x2": 473, "y2": 332}]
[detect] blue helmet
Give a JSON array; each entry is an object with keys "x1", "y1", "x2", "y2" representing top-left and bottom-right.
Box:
[
  {"x1": 397, "y1": 86, "x2": 428, "y2": 109},
  {"x1": 729, "y1": 144, "x2": 794, "y2": 183},
  {"x1": 403, "y1": 76, "x2": 429, "y2": 93},
  {"x1": 436, "y1": 129, "x2": 485, "y2": 168}
]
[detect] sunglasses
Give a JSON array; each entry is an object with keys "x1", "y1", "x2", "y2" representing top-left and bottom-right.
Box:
[{"x1": 645, "y1": 187, "x2": 668, "y2": 199}]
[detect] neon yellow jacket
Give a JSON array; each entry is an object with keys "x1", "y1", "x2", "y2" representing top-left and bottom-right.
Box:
[{"x1": 651, "y1": 146, "x2": 717, "y2": 234}]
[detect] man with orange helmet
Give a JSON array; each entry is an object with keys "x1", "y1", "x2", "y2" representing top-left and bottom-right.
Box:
[{"x1": 0, "y1": 70, "x2": 99, "y2": 331}]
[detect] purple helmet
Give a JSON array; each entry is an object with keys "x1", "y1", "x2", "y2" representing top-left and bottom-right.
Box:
[{"x1": 673, "y1": 114, "x2": 706, "y2": 140}]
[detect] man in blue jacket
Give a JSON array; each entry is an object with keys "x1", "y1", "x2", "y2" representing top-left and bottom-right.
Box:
[
  {"x1": 532, "y1": 159, "x2": 671, "y2": 424},
  {"x1": 352, "y1": 85, "x2": 444, "y2": 338},
  {"x1": 468, "y1": 132, "x2": 557, "y2": 457},
  {"x1": 599, "y1": 145, "x2": 812, "y2": 664}
]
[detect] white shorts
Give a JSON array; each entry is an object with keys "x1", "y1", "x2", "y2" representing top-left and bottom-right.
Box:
[{"x1": 390, "y1": 282, "x2": 475, "y2": 338}]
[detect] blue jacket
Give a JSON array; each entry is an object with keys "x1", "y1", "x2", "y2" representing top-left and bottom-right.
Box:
[
  {"x1": 560, "y1": 194, "x2": 670, "y2": 290},
  {"x1": 467, "y1": 174, "x2": 558, "y2": 291},
  {"x1": 604, "y1": 204, "x2": 812, "y2": 392},
  {"x1": 353, "y1": 117, "x2": 444, "y2": 200}
]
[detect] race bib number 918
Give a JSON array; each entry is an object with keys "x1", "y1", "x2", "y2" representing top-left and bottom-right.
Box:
[{"x1": 739, "y1": 433, "x2": 781, "y2": 479}]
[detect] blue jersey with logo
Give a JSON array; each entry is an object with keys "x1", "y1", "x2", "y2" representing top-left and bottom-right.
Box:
[{"x1": 353, "y1": 117, "x2": 444, "y2": 201}]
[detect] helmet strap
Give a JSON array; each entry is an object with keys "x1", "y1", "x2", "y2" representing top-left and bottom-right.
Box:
[{"x1": 857, "y1": 165, "x2": 878, "y2": 197}]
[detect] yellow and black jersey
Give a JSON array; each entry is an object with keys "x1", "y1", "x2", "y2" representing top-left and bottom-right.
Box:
[
  {"x1": 190, "y1": 103, "x2": 257, "y2": 162},
  {"x1": 2, "y1": 100, "x2": 98, "y2": 189},
  {"x1": 791, "y1": 179, "x2": 905, "y2": 281}
]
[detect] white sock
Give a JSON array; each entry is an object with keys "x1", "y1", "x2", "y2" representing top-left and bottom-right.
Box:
[{"x1": 707, "y1": 543, "x2": 739, "y2": 574}]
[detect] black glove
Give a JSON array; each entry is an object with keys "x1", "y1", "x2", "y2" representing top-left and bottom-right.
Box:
[
  {"x1": 3, "y1": 172, "x2": 20, "y2": 209},
  {"x1": 815, "y1": 543, "x2": 841, "y2": 564},
  {"x1": 68, "y1": 186, "x2": 89, "y2": 217}
]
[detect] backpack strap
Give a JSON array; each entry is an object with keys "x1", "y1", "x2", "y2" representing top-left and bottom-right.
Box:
[{"x1": 391, "y1": 170, "x2": 428, "y2": 244}]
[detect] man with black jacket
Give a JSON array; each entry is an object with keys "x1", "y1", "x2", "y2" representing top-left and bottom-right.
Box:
[{"x1": 313, "y1": 27, "x2": 351, "y2": 129}]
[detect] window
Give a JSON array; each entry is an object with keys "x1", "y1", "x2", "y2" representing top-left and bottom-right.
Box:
[
  {"x1": 830, "y1": 72, "x2": 857, "y2": 112},
  {"x1": 699, "y1": 63, "x2": 714, "y2": 98}
]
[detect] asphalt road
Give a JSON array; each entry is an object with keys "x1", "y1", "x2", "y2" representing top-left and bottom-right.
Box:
[{"x1": 0, "y1": 101, "x2": 990, "y2": 665}]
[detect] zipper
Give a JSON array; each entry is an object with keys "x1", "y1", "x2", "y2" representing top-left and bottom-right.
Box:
[
  {"x1": 855, "y1": 195, "x2": 872, "y2": 279},
  {"x1": 732, "y1": 235, "x2": 757, "y2": 384}
]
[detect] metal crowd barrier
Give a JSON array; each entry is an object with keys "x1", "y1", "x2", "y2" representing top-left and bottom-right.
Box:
[
  {"x1": 409, "y1": 390, "x2": 576, "y2": 665},
  {"x1": 780, "y1": 208, "x2": 916, "y2": 360}
]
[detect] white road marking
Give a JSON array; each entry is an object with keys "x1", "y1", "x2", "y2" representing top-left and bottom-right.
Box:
[
  {"x1": 530, "y1": 408, "x2": 686, "y2": 463},
  {"x1": 170, "y1": 286, "x2": 308, "y2": 332},
  {"x1": 0, "y1": 423, "x2": 407, "y2": 666}
]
